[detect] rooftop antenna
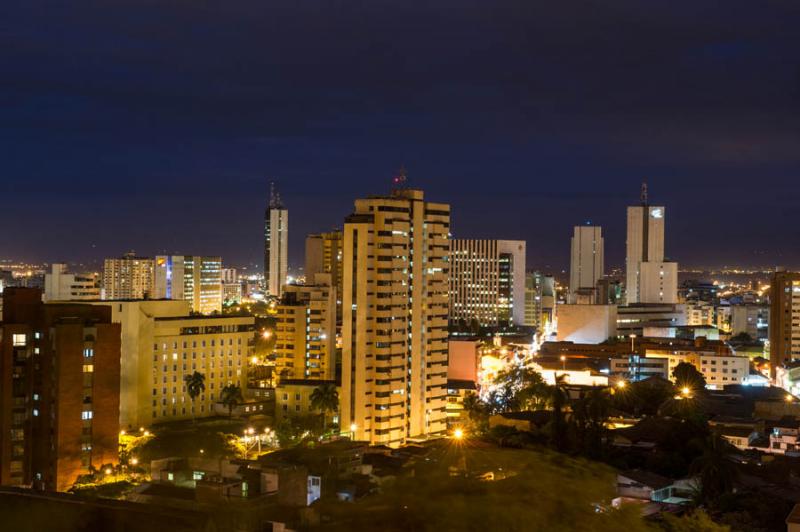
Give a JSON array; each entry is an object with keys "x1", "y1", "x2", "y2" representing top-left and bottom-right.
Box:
[{"x1": 640, "y1": 182, "x2": 648, "y2": 206}]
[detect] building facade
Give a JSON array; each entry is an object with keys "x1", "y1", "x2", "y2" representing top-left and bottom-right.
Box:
[
  {"x1": 154, "y1": 255, "x2": 223, "y2": 314},
  {"x1": 265, "y1": 184, "x2": 289, "y2": 298},
  {"x1": 569, "y1": 225, "x2": 604, "y2": 303},
  {"x1": 305, "y1": 231, "x2": 343, "y2": 322},
  {"x1": 449, "y1": 239, "x2": 526, "y2": 327},
  {"x1": 0, "y1": 288, "x2": 120, "y2": 491},
  {"x1": 625, "y1": 186, "x2": 678, "y2": 304},
  {"x1": 341, "y1": 188, "x2": 449, "y2": 446},
  {"x1": 102, "y1": 252, "x2": 154, "y2": 300},
  {"x1": 770, "y1": 270, "x2": 800, "y2": 378},
  {"x1": 77, "y1": 300, "x2": 255, "y2": 428},
  {"x1": 44, "y1": 263, "x2": 101, "y2": 301},
  {"x1": 273, "y1": 273, "x2": 337, "y2": 382}
]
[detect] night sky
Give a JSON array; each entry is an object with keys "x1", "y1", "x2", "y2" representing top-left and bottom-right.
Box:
[{"x1": 3, "y1": 1, "x2": 800, "y2": 272}]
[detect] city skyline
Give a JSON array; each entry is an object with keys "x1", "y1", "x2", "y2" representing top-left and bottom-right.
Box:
[{"x1": 3, "y1": 2, "x2": 800, "y2": 270}]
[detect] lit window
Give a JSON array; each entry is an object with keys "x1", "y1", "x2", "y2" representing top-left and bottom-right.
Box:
[
  {"x1": 81, "y1": 411, "x2": 93, "y2": 420},
  {"x1": 83, "y1": 364, "x2": 94, "y2": 373},
  {"x1": 12, "y1": 334, "x2": 26, "y2": 347}
]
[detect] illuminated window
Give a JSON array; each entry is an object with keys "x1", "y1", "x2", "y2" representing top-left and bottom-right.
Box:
[
  {"x1": 12, "y1": 334, "x2": 26, "y2": 347},
  {"x1": 83, "y1": 364, "x2": 94, "y2": 373},
  {"x1": 81, "y1": 411, "x2": 93, "y2": 420}
]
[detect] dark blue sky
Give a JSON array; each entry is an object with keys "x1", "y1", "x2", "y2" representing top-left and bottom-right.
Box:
[{"x1": 2, "y1": 1, "x2": 800, "y2": 272}]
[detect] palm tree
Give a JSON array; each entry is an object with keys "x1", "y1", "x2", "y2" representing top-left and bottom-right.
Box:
[
  {"x1": 309, "y1": 383, "x2": 339, "y2": 432},
  {"x1": 220, "y1": 383, "x2": 244, "y2": 419},
  {"x1": 690, "y1": 432, "x2": 738, "y2": 506},
  {"x1": 183, "y1": 371, "x2": 206, "y2": 423}
]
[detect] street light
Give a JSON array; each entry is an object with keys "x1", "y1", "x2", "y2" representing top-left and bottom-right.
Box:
[
  {"x1": 560, "y1": 355, "x2": 566, "y2": 372},
  {"x1": 681, "y1": 387, "x2": 691, "y2": 397},
  {"x1": 453, "y1": 428, "x2": 464, "y2": 440},
  {"x1": 616, "y1": 380, "x2": 627, "y2": 389}
]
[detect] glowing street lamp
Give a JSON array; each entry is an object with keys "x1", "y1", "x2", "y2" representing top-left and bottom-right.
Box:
[
  {"x1": 453, "y1": 428, "x2": 464, "y2": 440},
  {"x1": 560, "y1": 355, "x2": 566, "y2": 371},
  {"x1": 616, "y1": 380, "x2": 627, "y2": 389},
  {"x1": 681, "y1": 387, "x2": 691, "y2": 397}
]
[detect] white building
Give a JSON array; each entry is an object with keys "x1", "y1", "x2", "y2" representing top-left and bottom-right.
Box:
[
  {"x1": 569, "y1": 225, "x2": 603, "y2": 303},
  {"x1": 556, "y1": 304, "x2": 617, "y2": 344},
  {"x1": 264, "y1": 183, "x2": 288, "y2": 298},
  {"x1": 683, "y1": 300, "x2": 715, "y2": 327},
  {"x1": 625, "y1": 186, "x2": 677, "y2": 304},
  {"x1": 449, "y1": 239, "x2": 526, "y2": 327},
  {"x1": 102, "y1": 252, "x2": 154, "y2": 300},
  {"x1": 154, "y1": 255, "x2": 223, "y2": 315},
  {"x1": 43, "y1": 263, "x2": 101, "y2": 301}
]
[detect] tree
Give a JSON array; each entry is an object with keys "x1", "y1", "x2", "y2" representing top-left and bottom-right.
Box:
[
  {"x1": 462, "y1": 392, "x2": 490, "y2": 433},
  {"x1": 183, "y1": 371, "x2": 206, "y2": 423},
  {"x1": 673, "y1": 362, "x2": 707, "y2": 394},
  {"x1": 690, "y1": 432, "x2": 738, "y2": 506},
  {"x1": 548, "y1": 374, "x2": 570, "y2": 449},
  {"x1": 220, "y1": 383, "x2": 244, "y2": 419},
  {"x1": 310, "y1": 383, "x2": 339, "y2": 432},
  {"x1": 493, "y1": 365, "x2": 548, "y2": 412}
]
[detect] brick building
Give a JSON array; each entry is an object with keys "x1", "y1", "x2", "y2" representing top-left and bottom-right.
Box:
[{"x1": 0, "y1": 288, "x2": 120, "y2": 491}]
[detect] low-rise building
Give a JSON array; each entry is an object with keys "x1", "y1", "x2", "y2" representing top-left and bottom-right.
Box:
[
  {"x1": 43, "y1": 263, "x2": 101, "y2": 301},
  {"x1": 275, "y1": 379, "x2": 339, "y2": 424}
]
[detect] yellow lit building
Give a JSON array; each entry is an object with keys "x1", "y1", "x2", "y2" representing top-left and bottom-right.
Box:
[
  {"x1": 79, "y1": 300, "x2": 255, "y2": 428},
  {"x1": 273, "y1": 273, "x2": 336, "y2": 381},
  {"x1": 341, "y1": 187, "x2": 450, "y2": 446},
  {"x1": 275, "y1": 379, "x2": 339, "y2": 424},
  {"x1": 102, "y1": 252, "x2": 154, "y2": 300},
  {"x1": 305, "y1": 231, "x2": 343, "y2": 322}
]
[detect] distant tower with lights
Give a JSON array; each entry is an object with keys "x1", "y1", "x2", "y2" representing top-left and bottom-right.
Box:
[
  {"x1": 625, "y1": 183, "x2": 677, "y2": 304},
  {"x1": 264, "y1": 182, "x2": 288, "y2": 298},
  {"x1": 569, "y1": 224, "x2": 604, "y2": 303}
]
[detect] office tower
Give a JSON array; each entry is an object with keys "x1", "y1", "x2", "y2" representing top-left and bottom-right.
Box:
[
  {"x1": 770, "y1": 269, "x2": 800, "y2": 378},
  {"x1": 449, "y1": 239, "x2": 526, "y2": 327},
  {"x1": 74, "y1": 300, "x2": 255, "y2": 428},
  {"x1": 273, "y1": 273, "x2": 337, "y2": 381},
  {"x1": 625, "y1": 185, "x2": 677, "y2": 304},
  {"x1": 154, "y1": 255, "x2": 223, "y2": 314},
  {"x1": 305, "y1": 231, "x2": 343, "y2": 322},
  {"x1": 0, "y1": 288, "x2": 120, "y2": 491},
  {"x1": 569, "y1": 225, "x2": 604, "y2": 303},
  {"x1": 341, "y1": 187, "x2": 449, "y2": 446},
  {"x1": 102, "y1": 252, "x2": 154, "y2": 300},
  {"x1": 264, "y1": 183, "x2": 288, "y2": 298},
  {"x1": 43, "y1": 263, "x2": 101, "y2": 301}
]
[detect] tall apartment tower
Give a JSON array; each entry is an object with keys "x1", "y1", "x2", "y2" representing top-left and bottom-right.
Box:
[
  {"x1": 569, "y1": 225, "x2": 604, "y2": 303},
  {"x1": 102, "y1": 252, "x2": 154, "y2": 300},
  {"x1": 341, "y1": 187, "x2": 449, "y2": 446},
  {"x1": 449, "y1": 239, "x2": 526, "y2": 327},
  {"x1": 770, "y1": 269, "x2": 800, "y2": 378},
  {"x1": 273, "y1": 273, "x2": 337, "y2": 382},
  {"x1": 305, "y1": 231, "x2": 343, "y2": 322},
  {"x1": 0, "y1": 288, "x2": 120, "y2": 491},
  {"x1": 264, "y1": 183, "x2": 289, "y2": 298},
  {"x1": 625, "y1": 184, "x2": 677, "y2": 304},
  {"x1": 154, "y1": 255, "x2": 223, "y2": 314}
]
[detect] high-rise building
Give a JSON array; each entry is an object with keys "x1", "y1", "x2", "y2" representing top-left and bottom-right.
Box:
[
  {"x1": 524, "y1": 271, "x2": 556, "y2": 335},
  {"x1": 449, "y1": 239, "x2": 526, "y2": 327},
  {"x1": 0, "y1": 288, "x2": 120, "y2": 491},
  {"x1": 102, "y1": 252, "x2": 154, "y2": 300},
  {"x1": 569, "y1": 225, "x2": 604, "y2": 303},
  {"x1": 770, "y1": 270, "x2": 800, "y2": 378},
  {"x1": 272, "y1": 273, "x2": 337, "y2": 382},
  {"x1": 625, "y1": 185, "x2": 677, "y2": 304},
  {"x1": 265, "y1": 183, "x2": 288, "y2": 298},
  {"x1": 341, "y1": 187, "x2": 449, "y2": 446},
  {"x1": 43, "y1": 264, "x2": 101, "y2": 301},
  {"x1": 74, "y1": 300, "x2": 255, "y2": 428},
  {"x1": 305, "y1": 231, "x2": 343, "y2": 322},
  {"x1": 154, "y1": 255, "x2": 223, "y2": 315},
  {"x1": 221, "y1": 268, "x2": 237, "y2": 284}
]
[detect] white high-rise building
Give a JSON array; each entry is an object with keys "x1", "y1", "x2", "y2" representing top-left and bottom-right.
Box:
[
  {"x1": 625, "y1": 185, "x2": 677, "y2": 304},
  {"x1": 449, "y1": 239, "x2": 526, "y2": 327},
  {"x1": 264, "y1": 183, "x2": 288, "y2": 298},
  {"x1": 569, "y1": 225, "x2": 604, "y2": 303},
  {"x1": 341, "y1": 187, "x2": 449, "y2": 447},
  {"x1": 154, "y1": 255, "x2": 223, "y2": 315}
]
